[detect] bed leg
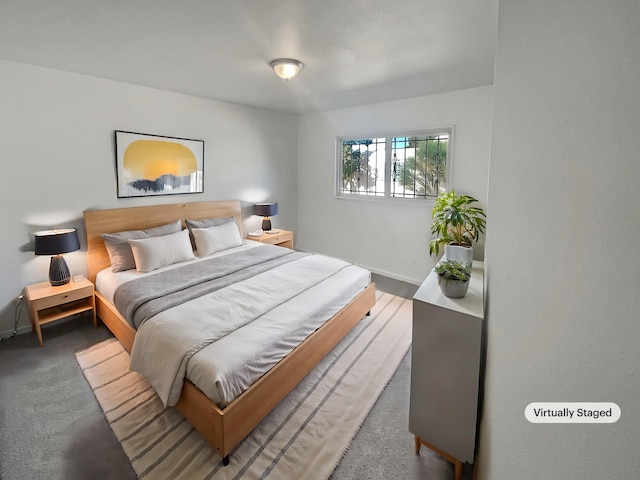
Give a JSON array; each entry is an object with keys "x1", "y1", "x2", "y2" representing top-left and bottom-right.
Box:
[
  {"x1": 222, "y1": 455, "x2": 230, "y2": 466},
  {"x1": 366, "y1": 310, "x2": 371, "y2": 316}
]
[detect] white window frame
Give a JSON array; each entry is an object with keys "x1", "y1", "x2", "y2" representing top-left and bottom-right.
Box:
[{"x1": 335, "y1": 126, "x2": 454, "y2": 202}]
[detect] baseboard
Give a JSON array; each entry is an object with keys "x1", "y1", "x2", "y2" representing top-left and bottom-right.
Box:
[
  {"x1": 0, "y1": 324, "x2": 32, "y2": 339},
  {"x1": 294, "y1": 247, "x2": 422, "y2": 286},
  {"x1": 367, "y1": 266, "x2": 422, "y2": 286},
  {"x1": 1, "y1": 312, "x2": 88, "y2": 339}
]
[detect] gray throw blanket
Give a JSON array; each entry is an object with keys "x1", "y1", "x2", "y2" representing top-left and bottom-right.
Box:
[{"x1": 114, "y1": 244, "x2": 308, "y2": 329}]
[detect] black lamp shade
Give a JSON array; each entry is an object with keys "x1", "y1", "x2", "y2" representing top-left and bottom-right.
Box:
[
  {"x1": 254, "y1": 203, "x2": 278, "y2": 217},
  {"x1": 34, "y1": 229, "x2": 80, "y2": 286},
  {"x1": 35, "y1": 229, "x2": 80, "y2": 255},
  {"x1": 254, "y1": 203, "x2": 278, "y2": 231}
]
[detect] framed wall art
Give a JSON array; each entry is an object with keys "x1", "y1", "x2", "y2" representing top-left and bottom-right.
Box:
[{"x1": 115, "y1": 130, "x2": 204, "y2": 198}]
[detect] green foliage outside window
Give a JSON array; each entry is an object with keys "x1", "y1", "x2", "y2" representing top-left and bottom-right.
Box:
[
  {"x1": 338, "y1": 129, "x2": 450, "y2": 199},
  {"x1": 341, "y1": 139, "x2": 378, "y2": 193},
  {"x1": 393, "y1": 135, "x2": 447, "y2": 198}
]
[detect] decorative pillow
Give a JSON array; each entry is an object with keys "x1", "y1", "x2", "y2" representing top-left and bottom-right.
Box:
[
  {"x1": 128, "y1": 229, "x2": 195, "y2": 273},
  {"x1": 191, "y1": 221, "x2": 243, "y2": 257},
  {"x1": 101, "y1": 220, "x2": 182, "y2": 272},
  {"x1": 184, "y1": 216, "x2": 236, "y2": 230}
]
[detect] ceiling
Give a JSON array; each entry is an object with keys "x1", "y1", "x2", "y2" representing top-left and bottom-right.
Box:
[{"x1": 0, "y1": 0, "x2": 498, "y2": 114}]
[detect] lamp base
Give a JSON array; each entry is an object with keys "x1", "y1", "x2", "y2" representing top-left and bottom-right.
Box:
[
  {"x1": 261, "y1": 217, "x2": 272, "y2": 231},
  {"x1": 49, "y1": 255, "x2": 71, "y2": 286}
]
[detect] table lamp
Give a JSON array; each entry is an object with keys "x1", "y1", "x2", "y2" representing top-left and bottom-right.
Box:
[
  {"x1": 254, "y1": 203, "x2": 278, "y2": 231},
  {"x1": 34, "y1": 229, "x2": 81, "y2": 286}
]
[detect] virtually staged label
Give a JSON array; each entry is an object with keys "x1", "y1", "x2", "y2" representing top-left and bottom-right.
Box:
[{"x1": 525, "y1": 402, "x2": 620, "y2": 423}]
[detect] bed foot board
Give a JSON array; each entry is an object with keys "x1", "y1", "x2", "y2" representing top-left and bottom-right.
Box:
[{"x1": 176, "y1": 283, "x2": 376, "y2": 472}]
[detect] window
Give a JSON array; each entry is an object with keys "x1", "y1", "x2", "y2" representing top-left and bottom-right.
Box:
[{"x1": 337, "y1": 127, "x2": 452, "y2": 200}]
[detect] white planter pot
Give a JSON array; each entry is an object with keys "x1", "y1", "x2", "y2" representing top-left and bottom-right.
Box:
[
  {"x1": 444, "y1": 244, "x2": 473, "y2": 266},
  {"x1": 438, "y1": 276, "x2": 470, "y2": 298}
]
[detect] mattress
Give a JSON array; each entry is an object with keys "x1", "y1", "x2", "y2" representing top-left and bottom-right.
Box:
[{"x1": 96, "y1": 241, "x2": 371, "y2": 407}]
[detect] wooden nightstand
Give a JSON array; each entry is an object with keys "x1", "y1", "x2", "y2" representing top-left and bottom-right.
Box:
[
  {"x1": 247, "y1": 229, "x2": 294, "y2": 249},
  {"x1": 24, "y1": 277, "x2": 97, "y2": 346}
]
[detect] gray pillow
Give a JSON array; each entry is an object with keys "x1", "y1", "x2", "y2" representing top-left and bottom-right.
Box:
[
  {"x1": 102, "y1": 220, "x2": 182, "y2": 272},
  {"x1": 184, "y1": 216, "x2": 235, "y2": 230}
]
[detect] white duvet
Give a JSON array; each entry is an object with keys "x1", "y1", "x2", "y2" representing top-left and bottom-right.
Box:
[{"x1": 97, "y1": 242, "x2": 371, "y2": 408}]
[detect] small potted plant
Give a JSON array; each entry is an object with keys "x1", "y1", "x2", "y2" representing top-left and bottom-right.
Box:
[
  {"x1": 429, "y1": 191, "x2": 486, "y2": 265},
  {"x1": 434, "y1": 259, "x2": 472, "y2": 298}
]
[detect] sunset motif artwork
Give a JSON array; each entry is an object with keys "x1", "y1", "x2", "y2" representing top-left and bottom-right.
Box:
[{"x1": 115, "y1": 131, "x2": 204, "y2": 197}]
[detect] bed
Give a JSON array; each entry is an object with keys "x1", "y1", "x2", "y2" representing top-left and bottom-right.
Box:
[{"x1": 83, "y1": 200, "x2": 376, "y2": 465}]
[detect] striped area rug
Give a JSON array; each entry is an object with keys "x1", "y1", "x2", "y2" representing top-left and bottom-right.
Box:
[{"x1": 75, "y1": 291, "x2": 412, "y2": 480}]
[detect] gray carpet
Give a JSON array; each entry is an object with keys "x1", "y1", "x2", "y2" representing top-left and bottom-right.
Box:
[
  {"x1": 0, "y1": 279, "x2": 473, "y2": 480},
  {"x1": 0, "y1": 316, "x2": 137, "y2": 480}
]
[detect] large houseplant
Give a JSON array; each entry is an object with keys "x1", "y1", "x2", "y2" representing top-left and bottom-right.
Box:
[
  {"x1": 434, "y1": 259, "x2": 472, "y2": 298},
  {"x1": 429, "y1": 191, "x2": 486, "y2": 264}
]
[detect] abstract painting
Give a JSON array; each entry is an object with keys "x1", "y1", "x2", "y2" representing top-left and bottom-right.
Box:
[{"x1": 115, "y1": 130, "x2": 204, "y2": 198}]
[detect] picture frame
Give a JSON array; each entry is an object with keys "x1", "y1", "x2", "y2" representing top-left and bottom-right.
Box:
[{"x1": 114, "y1": 130, "x2": 204, "y2": 198}]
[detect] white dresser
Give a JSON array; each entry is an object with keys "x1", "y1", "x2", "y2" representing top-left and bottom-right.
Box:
[{"x1": 409, "y1": 261, "x2": 485, "y2": 479}]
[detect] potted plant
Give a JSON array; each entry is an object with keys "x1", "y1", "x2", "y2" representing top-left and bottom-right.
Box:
[
  {"x1": 429, "y1": 191, "x2": 486, "y2": 265},
  {"x1": 434, "y1": 259, "x2": 472, "y2": 298}
]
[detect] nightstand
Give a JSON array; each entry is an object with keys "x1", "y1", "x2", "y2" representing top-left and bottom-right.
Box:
[
  {"x1": 248, "y1": 229, "x2": 294, "y2": 249},
  {"x1": 24, "y1": 277, "x2": 97, "y2": 346}
]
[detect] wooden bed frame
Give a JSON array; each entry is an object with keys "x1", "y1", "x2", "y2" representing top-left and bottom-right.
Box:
[{"x1": 83, "y1": 200, "x2": 376, "y2": 465}]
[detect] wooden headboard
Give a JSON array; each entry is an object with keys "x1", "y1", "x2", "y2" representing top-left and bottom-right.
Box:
[{"x1": 83, "y1": 200, "x2": 243, "y2": 283}]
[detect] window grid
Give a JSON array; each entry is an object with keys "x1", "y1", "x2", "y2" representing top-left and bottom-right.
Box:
[
  {"x1": 340, "y1": 138, "x2": 387, "y2": 196},
  {"x1": 339, "y1": 130, "x2": 450, "y2": 200}
]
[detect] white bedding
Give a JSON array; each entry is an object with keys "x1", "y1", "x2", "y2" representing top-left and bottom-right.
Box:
[{"x1": 96, "y1": 241, "x2": 371, "y2": 408}]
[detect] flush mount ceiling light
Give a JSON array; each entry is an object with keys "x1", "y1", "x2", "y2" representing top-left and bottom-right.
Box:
[{"x1": 269, "y1": 58, "x2": 304, "y2": 80}]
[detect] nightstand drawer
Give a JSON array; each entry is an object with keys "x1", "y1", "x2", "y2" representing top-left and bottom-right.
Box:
[
  {"x1": 249, "y1": 229, "x2": 294, "y2": 248},
  {"x1": 264, "y1": 232, "x2": 291, "y2": 245},
  {"x1": 36, "y1": 285, "x2": 93, "y2": 310}
]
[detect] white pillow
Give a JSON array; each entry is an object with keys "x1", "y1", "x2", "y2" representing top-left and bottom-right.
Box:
[
  {"x1": 128, "y1": 229, "x2": 195, "y2": 272},
  {"x1": 192, "y1": 221, "x2": 243, "y2": 257}
]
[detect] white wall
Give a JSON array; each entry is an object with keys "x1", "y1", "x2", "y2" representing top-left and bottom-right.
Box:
[
  {"x1": 0, "y1": 59, "x2": 297, "y2": 336},
  {"x1": 479, "y1": 1, "x2": 640, "y2": 478},
  {"x1": 296, "y1": 86, "x2": 493, "y2": 284}
]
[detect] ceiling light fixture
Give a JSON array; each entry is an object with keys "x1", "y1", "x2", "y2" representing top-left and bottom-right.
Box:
[{"x1": 269, "y1": 58, "x2": 304, "y2": 80}]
